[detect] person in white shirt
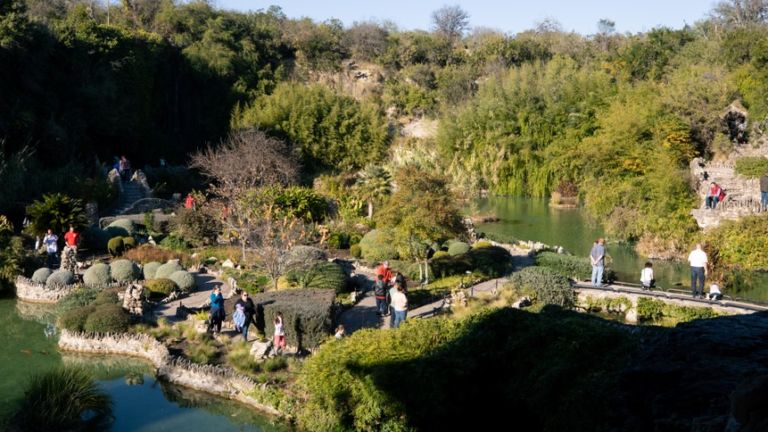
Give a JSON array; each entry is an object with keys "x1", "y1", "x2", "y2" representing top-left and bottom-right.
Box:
[
  {"x1": 708, "y1": 283, "x2": 723, "y2": 301},
  {"x1": 391, "y1": 284, "x2": 408, "y2": 329},
  {"x1": 43, "y1": 228, "x2": 58, "y2": 268},
  {"x1": 687, "y1": 244, "x2": 708, "y2": 299},
  {"x1": 640, "y1": 262, "x2": 654, "y2": 291}
]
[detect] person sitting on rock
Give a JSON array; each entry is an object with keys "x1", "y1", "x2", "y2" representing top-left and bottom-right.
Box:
[{"x1": 705, "y1": 182, "x2": 723, "y2": 209}]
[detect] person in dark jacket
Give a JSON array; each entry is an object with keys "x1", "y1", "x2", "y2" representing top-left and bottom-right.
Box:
[
  {"x1": 394, "y1": 271, "x2": 407, "y2": 293},
  {"x1": 207, "y1": 286, "x2": 225, "y2": 334},
  {"x1": 234, "y1": 291, "x2": 256, "y2": 341},
  {"x1": 761, "y1": 173, "x2": 768, "y2": 210},
  {"x1": 374, "y1": 274, "x2": 388, "y2": 316}
]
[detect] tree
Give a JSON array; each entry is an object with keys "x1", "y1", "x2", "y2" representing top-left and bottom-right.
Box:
[
  {"x1": 25, "y1": 193, "x2": 87, "y2": 237},
  {"x1": 344, "y1": 21, "x2": 390, "y2": 61},
  {"x1": 190, "y1": 129, "x2": 299, "y2": 260},
  {"x1": 431, "y1": 5, "x2": 470, "y2": 40},
  {"x1": 0, "y1": 0, "x2": 30, "y2": 49},
  {"x1": 248, "y1": 208, "x2": 307, "y2": 291},
  {"x1": 355, "y1": 164, "x2": 392, "y2": 219},
  {"x1": 597, "y1": 19, "x2": 616, "y2": 35},
  {"x1": 0, "y1": 215, "x2": 21, "y2": 292},
  {"x1": 711, "y1": 0, "x2": 768, "y2": 26}
]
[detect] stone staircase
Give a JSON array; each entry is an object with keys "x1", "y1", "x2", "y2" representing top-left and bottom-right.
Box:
[{"x1": 112, "y1": 180, "x2": 148, "y2": 216}]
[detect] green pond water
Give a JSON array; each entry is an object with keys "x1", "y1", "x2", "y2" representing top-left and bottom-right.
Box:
[
  {"x1": 0, "y1": 296, "x2": 286, "y2": 431},
  {"x1": 473, "y1": 196, "x2": 768, "y2": 303}
]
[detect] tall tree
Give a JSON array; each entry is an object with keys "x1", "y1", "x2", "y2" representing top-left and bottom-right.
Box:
[
  {"x1": 711, "y1": 0, "x2": 768, "y2": 26},
  {"x1": 355, "y1": 164, "x2": 392, "y2": 219},
  {"x1": 431, "y1": 5, "x2": 469, "y2": 40}
]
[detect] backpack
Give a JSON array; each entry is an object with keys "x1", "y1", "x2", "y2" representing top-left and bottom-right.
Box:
[{"x1": 718, "y1": 188, "x2": 726, "y2": 202}]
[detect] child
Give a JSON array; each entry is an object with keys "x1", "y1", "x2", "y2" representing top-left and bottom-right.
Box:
[
  {"x1": 640, "y1": 262, "x2": 654, "y2": 291},
  {"x1": 708, "y1": 283, "x2": 723, "y2": 301},
  {"x1": 233, "y1": 302, "x2": 246, "y2": 333},
  {"x1": 334, "y1": 324, "x2": 345, "y2": 339},
  {"x1": 273, "y1": 312, "x2": 286, "y2": 355}
]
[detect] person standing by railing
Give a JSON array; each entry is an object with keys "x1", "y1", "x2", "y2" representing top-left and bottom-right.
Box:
[
  {"x1": 590, "y1": 238, "x2": 606, "y2": 287},
  {"x1": 688, "y1": 244, "x2": 708, "y2": 299}
]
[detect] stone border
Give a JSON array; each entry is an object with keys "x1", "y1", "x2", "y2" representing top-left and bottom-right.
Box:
[
  {"x1": 57, "y1": 330, "x2": 281, "y2": 417},
  {"x1": 15, "y1": 276, "x2": 77, "y2": 303}
]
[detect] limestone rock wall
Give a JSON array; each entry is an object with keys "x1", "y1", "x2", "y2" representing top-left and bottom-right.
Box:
[{"x1": 15, "y1": 276, "x2": 76, "y2": 303}]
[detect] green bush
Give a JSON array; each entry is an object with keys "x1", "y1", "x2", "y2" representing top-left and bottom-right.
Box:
[
  {"x1": 288, "y1": 246, "x2": 328, "y2": 267},
  {"x1": 144, "y1": 278, "x2": 178, "y2": 298},
  {"x1": 169, "y1": 270, "x2": 195, "y2": 293},
  {"x1": 222, "y1": 268, "x2": 270, "y2": 294},
  {"x1": 447, "y1": 241, "x2": 471, "y2": 256},
  {"x1": 83, "y1": 227, "x2": 110, "y2": 251},
  {"x1": 93, "y1": 288, "x2": 120, "y2": 306},
  {"x1": 31, "y1": 267, "x2": 53, "y2": 284},
  {"x1": 247, "y1": 186, "x2": 330, "y2": 223},
  {"x1": 507, "y1": 267, "x2": 575, "y2": 308},
  {"x1": 83, "y1": 263, "x2": 111, "y2": 288},
  {"x1": 535, "y1": 252, "x2": 591, "y2": 279},
  {"x1": 467, "y1": 246, "x2": 514, "y2": 277},
  {"x1": 155, "y1": 260, "x2": 183, "y2": 279},
  {"x1": 432, "y1": 250, "x2": 449, "y2": 259},
  {"x1": 472, "y1": 240, "x2": 493, "y2": 249},
  {"x1": 107, "y1": 237, "x2": 124, "y2": 257},
  {"x1": 122, "y1": 236, "x2": 137, "y2": 250},
  {"x1": 328, "y1": 232, "x2": 351, "y2": 249},
  {"x1": 706, "y1": 213, "x2": 768, "y2": 271},
  {"x1": 359, "y1": 229, "x2": 399, "y2": 262},
  {"x1": 284, "y1": 261, "x2": 348, "y2": 294},
  {"x1": 83, "y1": 304, "x2": 131, "y2": 333},
  {"x1": 24, "y1": 193, "x2": 87, "y2": 237},
  {"x1": 143, "y1": 261, "x2": 162, "y2": 280},
  {"x1": 46, "y1": 269, "x2": 75, "y2": 286},
  {"x1": 170, "y1": 206, "x2": 221, "y2": 247},
  {"x1": 58, "y1": 305, "x2": 96, "y2": 332},
  {"x1": 110, "y1": 259, "x2": 140, "y2": 282},
  {"x1": 636, "y1": 297, "x2": 718, "y2": 324},
  {"x1": 159, "y1": 234, "x2": 190, "y2": 252},
  {"x1": 58, "y1": 288, "x2": 100, "y2": 312},
  {"x1": 252, "y1": 289, "x2": 336, "y2": 349},
  {"x1": 106, "y1": 219, "x2": 135, "y2": 237},
  {"x1": 734, "y1": 156, "x2": 768, "y2": 178},
  {"x1": 349, "y1": 244, "x2": 362, "y2": 258}
]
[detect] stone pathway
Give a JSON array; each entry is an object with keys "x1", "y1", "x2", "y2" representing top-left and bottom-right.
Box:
[{"x1": 154, "y1": 271, "x2": 234, "y2": 320}]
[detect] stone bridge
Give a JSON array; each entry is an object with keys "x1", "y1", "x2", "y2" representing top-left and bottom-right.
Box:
[{"x1": 573, "y1": 282, "x2": 766, "y2": 323}]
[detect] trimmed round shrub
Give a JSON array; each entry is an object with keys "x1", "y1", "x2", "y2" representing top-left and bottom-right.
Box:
[
  {"x1": 168, "y1": 270, "x2": 195, "y2": 293},
  {"x1": 359, "y1": 229, "x2": 399, "y2": 262},
  {"x1": 285, "y1": 261, "x2": 348, "y2": 294},
  {"x1": 447, "y1": 241, "x2": 471, "y2": 256},
  {"x1": 110, "y1": 259, "x2": 140, "y2": 282},
  {"x1": 350, "y1": 244, "x2": 362, "y2": 259},
  {"x1": 83, "y1": 263, "x2": 111, "y2": 288},
  {"x1": 288, "y1": 246, "x2": 328, "y2": 266},
  {"x1": 31, "y1": 267, "x2": 53, "y2": 285},
  {"x1": 144, "y1": 278, "x2": 177, "y2": 298},
  {"x1": 93, "y1": 289, "x2": 120, "y2": 306},
  {"x1": 107, "y1": 237, "x2": 124, "y2": 257},
  {"x1": 468, "y1": 246, "x2": 513, "y2": 277},
  {"x1": 155, "y1": 260, "x2": 183, "y2": 279},
  {"x1": 472, "y1": 240, "x2": 493, "y2": 249},
  {"x1": 58, "y1": 305, "x2": 96, "y2": 332},
  {"x1": 122, "y1": 236, "x2": 137, "y2": 250},
  {"x1": 106, "y1": 218, "x2": 135, "y2": 237},
  {"x1": 432, "y1": 250, "x2": 449, "y2": 259},
  {"x1": 143, "y1": 261, "x2": 162, "y2": 280},
  {"x1": 46, "y1": 270, "x2": 75, "y2": 287},
  {"x1": 83, "y1": 304, "x2": 131, "y2": 333}
]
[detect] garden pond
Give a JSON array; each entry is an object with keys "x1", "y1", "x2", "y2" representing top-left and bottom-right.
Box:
[
  {"x1": 0, "y1": 296, "x2": 287, "y2": 431},
  {"x1": 473, "y1": 197, "x2": 768, "y2": 303}
]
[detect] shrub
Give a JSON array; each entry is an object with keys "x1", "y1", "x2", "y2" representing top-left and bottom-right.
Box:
[
  {"x1": 106, "y1": 218, "x2": 135, "y2": 237},
  {"x1": 24, "y1": 193, "x2": 87, "y2": 237},
  {"x1": 170, "y1": 206, "x2": 220, "y2": 247},
  {"x1": 222, "y1": 268, "x2": 270, "y2": 294},
  {"x1": 31, "y1": 267, "x2": 53, "y2": 284},
  {"x1": 46, "y1": 269, "x2": 75, "y2": 286},
  {"x1": 734, "y1": 156, "x2": 768, "y2": 178},
  {"x1": 288, "y1": 245, "x2": 328, "y2": 267},
  {"x1": 107, "y1": 237, "x2": 124, "y2": 257},
  {"x1": 447, "y1": 241, "x2": 471, "y2": 256},
  {"x1": 82, "y1": 227, "x2": 110, "y2": 251},
  {"x1": 58, "y1": 288, "x2": 100, "y2": 312},
  {"x1": 123, "y1": 245, "x2": 190, "y2": 266},
  {"x1": 144, "y1": 278, "x2": 178, "y2": 298},
  {"x1": 535, "y1": 252, "x2": 592, "y2": 280},
  {"x1": 83, "y1": 304, "x2": 131, "y2": 333},
  {"x1": 429, "y1": 254, "x2": 473, "y2": 278},
  {"x1": 327, "y1": 232, "x2": 351, "y2": 249},
  {"x1": 359, "y1": 229, "x2": 399, "y2": 262},
  {"x1": 93, "y1": 288, "x2": 120, "y2": 305},
  {"x1": 252, "y1": 289, "x2": 336, "y2": 349},
  {"x1": 83, "y1": 263, "x2": 111, "y2": 288},
  {"x1": 284, "y1": 261, "x2": 348, "y2": 293},
  {"x1": 507, "y1": 267, "x2": 575, "y2": 308},
  {"x1": 110, "y1": 259, "x2": 140, "y2": 282},
  {"x1": 263, "y1": 356, "x2": 288, "y2": 372},
  {"x1": 473, "y1": 240, "x2": 493, "y2": 249},
  {"x1": 159, "y1": 234, "x2": 190, "y2": 251},
  {"x1": 431, "y1": 250, "x2": 449, "y2": 259},
  {"x1": 169, "y1": 270, "x2": 195, "y2": 293},
  {"x1": 155, "y1": 260, "x2": 183, "y2": 279},
  {"x1": 467, "y1": 246, "x2": 513, "y2": 277},
  {"x1": 122, "y1": 236, "x2": 137, "y2": 250},
  {"x1": 58, "y1": 305, "x2": 96, "y2": 332},
  {"x1": 142, "y1": 261, "x2": 162, "y2": 280},
  {"x1": 350, "y1": 244, "x2": 362, "y2": 258},
  {"x1": 186, "y1": 338, "x2": 218, "y2": 364},
  {"x1": 11, "y1": 366, "x2": 111, "y2": 431},
  {"x1": 636, "y1": 297, "x2": 718, "y2": 324}
]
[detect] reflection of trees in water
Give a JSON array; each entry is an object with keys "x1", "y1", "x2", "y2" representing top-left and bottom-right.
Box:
[
  {"x1": 61, "y1": 354, "x2": 153, "y2": 382},
  {"x1": 159, "y1": 382, "x2": 287, "y2": 431},
  {"x1": 15, "y1": 301, "x2": 57, "y2": 326}
]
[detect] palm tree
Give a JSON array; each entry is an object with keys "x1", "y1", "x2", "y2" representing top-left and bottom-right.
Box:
[{"x1": 355, "y1": 165, "x2": 392, "y2": 219}]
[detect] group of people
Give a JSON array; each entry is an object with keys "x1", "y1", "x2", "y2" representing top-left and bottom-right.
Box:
[
  {"x1": 112, "y1": 155, "x2": 132, "y2": 182},
  {"x1": 207, "y1": 287, "x2": 287, "y2": 354},
  {"x1": 373, "y1": 261, "x2": 409, "y2": 328},
  {"x1": 39, "y1": 225, "x2": 80, "y2": 268}
]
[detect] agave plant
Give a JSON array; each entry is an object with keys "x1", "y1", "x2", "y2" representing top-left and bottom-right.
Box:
[{"x1": 11, "y1": 366, "x2": 113, "y2": 431}]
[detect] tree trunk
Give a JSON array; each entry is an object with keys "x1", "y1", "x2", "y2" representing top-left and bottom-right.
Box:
[{"x1": 367, "y1": 200, "x2": 374, "y2": 219}]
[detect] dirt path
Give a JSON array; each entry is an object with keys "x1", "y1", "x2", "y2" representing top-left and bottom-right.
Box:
[{"x1": 154, "y1": 271, "x2": 234, "y2": 320}]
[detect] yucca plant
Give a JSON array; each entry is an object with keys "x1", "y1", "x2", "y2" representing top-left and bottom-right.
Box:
[{"x1": 11, "y1": 366, "x2": 112, "y2": 431}]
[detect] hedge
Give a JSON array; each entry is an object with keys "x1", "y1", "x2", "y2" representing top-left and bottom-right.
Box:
[
  {"x1": 636, "y1": 297, "x2": 718, "y2": 324},
  {"x1": 155, "y1": 261, "x2": 183, "y2": 279},
  {"x1": 122, "y1": 236, "x2": 137, "y2": 250},
  {"x1": 83, "y1": 304, "x2": 131, "y2": 333},
  {"x1": 107, "y1": 237, "x2": 124, "y2": 257},
  {"x1": 142, "y1": 261, "x2": 162, "y2": 280},
  {"x1": 252, "y1": 288, "x2": 336, "y2": 350},
  {"x1": 359, "y1": 229, "x2": 399, "y2": 262},
  {"x1": 535, "y1": 251, "x2": 615, "y2": 283},
  {"x1": 83, "y1": 263, "x2": 111, "y2": 288},
  {"x1": 168, "y1": 270, "x2": 195, "y2": 293},
  {"x1": 46, "y1": 270, "x2": 75, "y2": 286},
  {"x1": 144, "y1": 278, "x2": 177, "y2": 298},
  {"x1": 507, "y1": 267, "x2": 575, "y2": 308},
  {"x1": 284, "y1": 261, "x2": 348, "y2": 294},
  {"x1": 447, "y1": 241, "x2": 471, "y2": 256},
  {"x1": 428, "y1": 246, "x2": 512, "y2": 279},
  {"x1": 58, "y1": 305, "x2": 96, "y2": 332},
  {"x1": 31, "y1": 267, "x2": 53, "y2": 284},
  {"x1": 288, "y1": 246, "x2": 328, "y2": 266},
  {"x1": 350, "y1": 244, "x2": 362, "y2": 259},
  {"x1": 110, "y1": 259, "x2": 140, "y2": 283},
  {"x1": 106, "y1": 219, "x2": 135, "y2": 237}
]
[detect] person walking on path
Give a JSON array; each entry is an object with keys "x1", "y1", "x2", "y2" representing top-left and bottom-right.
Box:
[
  {"x1": 374, "y1": 274, "x2": 388, "y2": 316},
  {"x1": 688, "y1": 244, "x2": 708, "y2": 299},
  {"x1": 375, "y1": 261, "x2": 394, "y2": 285},
  {"x1": 43, "y1": 228, "x2": 58, "y2": 268},
  {"x1": 761, "y1": 174, "x2": 768, "y2": 210},
  {"x1": 640, "y1": 262, "x2": 654, "y2": 291},
  {"x1": 705, "y1": 182, "x2": 723, "y2": 209},
  {"x1": 184, "y1": 193, "x2": 196, "y2": 210},
  {"x1": 207, "y1": 286, "x2": 225, "y2": 334},
  {"x1": 590, "y1": 238, "x2": 606, "y2": 287},
  {"x1": 273, "y1": 312, "x2": 286, "y2": 355},
  {"x1": 235, "y1": 291, "x2": 256, "y2": 341},
  {"x1": 391, "y1": 284, "x2": 408, "y2": 328}
]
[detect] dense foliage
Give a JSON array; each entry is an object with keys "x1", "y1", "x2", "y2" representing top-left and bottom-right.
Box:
[
  {"x1": 706, "y1": 214, "x2": 768, "y2": 271},
  {"x1": 734, "y1": 156, "x2": 768, "y2": 178},
  {"x1": 507, "y1": 266, "x2": 576, "y2": 308},
  {"x1": 252, "y1": 288, "x2": 336, "y2": 349},
  {"x1": 284, "y1": 261, "x2": 348, "y2": 293}
]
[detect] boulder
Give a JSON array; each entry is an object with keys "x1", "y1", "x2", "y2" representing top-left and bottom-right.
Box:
[
  {"x1": 250, "y1": 340, "x2": 274, "y2": 359},
  {"x1": 123, "y1": 284, "x2": 145, "y2": 316},
  {"x1": 222, "y1": 259, "x2": 235, "y2": 269}
]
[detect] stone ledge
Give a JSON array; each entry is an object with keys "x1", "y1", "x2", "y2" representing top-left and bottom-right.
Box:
[{"x1": 15, "y1": 276, "x2": 77, "y2": 303}]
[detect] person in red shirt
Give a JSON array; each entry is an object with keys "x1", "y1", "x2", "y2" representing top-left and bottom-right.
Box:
[
  {"x1": 705, "y1": 182, "x2": 724, "y2": 209},
  {"x1": 375, "y1": 261, "x2": 393, "y2": 285},
  {"x1": 64, "y1": 225, "x2": 80, "y2": 250},
  {"x1": 184, "y1": 193, "x2": 196, "y2": 209}
]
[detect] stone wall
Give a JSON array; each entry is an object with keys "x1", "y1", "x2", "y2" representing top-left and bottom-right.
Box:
[
  {"x1": 15, "y1": 276, "x2": 76, "y2": 303},
  {"x1": 57, "y1": 330, "x2": 281, "y2": 417}
]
